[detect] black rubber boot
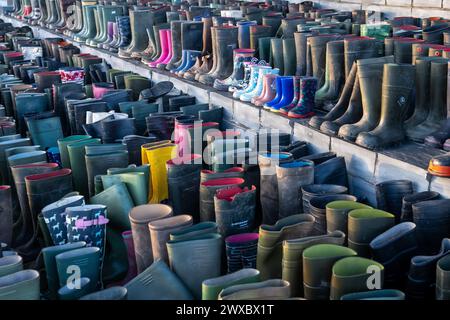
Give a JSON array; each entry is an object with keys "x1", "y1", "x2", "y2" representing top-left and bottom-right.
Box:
[
  {"x1": 101, "y1": 118, "x2": 136, "y2": 143},
  {"x1": 166, "y1": 21, "x2": 203, "y2": 71},
  {"x1": 356, "y1": 63, "x2": 416, "y2": 150},
  {"x1": 167, "y1": 155, "x2": 202, "y2": 217},
  {"x1": 263, "y1": 13, "x2": 283, "y2": 37},
  {"x1": 422, "y1": 23, "x2": 450, "y2": 44},
  {"x1": 425, "y1": 118, "x2": 450, "y2": 149},
  {"x1": 199, "y1": 26, "x2": 238, "y2": 86},
  {"x1": 320, "y1": 63, "x2": 363, "y2": 136},
  {"x1": 310, "y1": 34, "x2": 342, "y2": 88},
  {"x1": 375, "y1": 180, "x2": 414, "y2": 223},
  {"x1": 294, "y1": 31, "x2": 314, "y2": 77},
  {"x1": 310, "y1": 61, "x2": 357, "y2": 129},
  {"x1": 0, "y1": 186, "x2": 13, "y2": 247},
  {"x1": 338, "y1": 55, "x2": 395, "y2": 141},
  {"x1": 344, "y1": 37, "x2": 378, "y2": 79},
  {"x1": 401, "y1": 191, "x2": 440, "y2": 222},
  {"x1": 407, "y1": 59, "x2": 448, "y2": 142},
  {"x1": 276, "y1": 17, "x2": 305, "y2": 38},
  {"x1": 270, "y1": 38, "x2": 284, "y2": 75},
  {"x1": 118, "y1": 9, "x2": 154, "y2": 59},
  {"x1": 315, "y1": 40, "x2": 345, "y2": 110},
  {"x1": 283, "y1": 38, "x2": 296, "y2": 76}
]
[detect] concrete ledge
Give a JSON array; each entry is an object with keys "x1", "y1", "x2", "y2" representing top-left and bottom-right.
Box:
[{"x1": 3, "y1": 15, "x2": 450, "y2": 200}]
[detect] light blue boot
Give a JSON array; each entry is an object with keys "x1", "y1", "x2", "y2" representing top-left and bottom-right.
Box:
[
  {"x1": 233, "y1": 64, "x2": 261, "y2": 99},
  {"x1": 240, "y1": 66, "x2": 279, "y2": 102}
]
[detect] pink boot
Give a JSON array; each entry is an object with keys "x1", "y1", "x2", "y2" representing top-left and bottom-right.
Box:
[
  {"x1": 148, "y1": 29, "x2": 170, "y2": 68},
  {"x1": 156, "y1": 31, "x2": 173, "y2": 69}
]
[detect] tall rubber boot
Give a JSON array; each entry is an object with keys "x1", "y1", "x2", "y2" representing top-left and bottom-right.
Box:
[
  {"x1": 258, "y1": 152, "x2": 293, "y2": 225},
  {"x1": 338, "y1": 55, "x2": 395, "y2": 141},
  {"x1": 275, "y1": 160, "x2": 314, "y2": 219},
  {"x1": 249, "y1": 25, "x2": 272, "y2": 55},
  {"x1": 356, "y1": 63, "x2": 415, "y2": 149},
  {"x1": 315, "y1": 40, "x2": 345, "y2": 110},
  {"x1": 344, "y1": 37, "x2": 378, "y2": 79},
  {"x1": 89, "y1": 184, "x2": 132, "y2": 285},
  {"x1": 199, "y1": 26, "x2": 238, "y2": 86},
  {"x1": 44, "y1": 0, "x2": 58, "y2": 27},
  {"x1": 47, "y1": 0, "x2": 62, "y2": 29},
  {"x1": 282, "y1": 38, "x2": 296, "y2": 76},
  {"x1": 257, "y1": 214, "x2": 315, "y2": 280},
  {"x1": 0, "y1": 270, "x2": 40, "y2": 300},
  {"x1": 310, "y1": 34, "x2": 342, "y2": 89},
  {"x1": 148, "y1": 29, "x2": 171, "y2": 68},
  {"x1": 238, "y1": 20, "x2": 257, "y2": 49},
  {"x1": 201, "y1": 17, "x2": 213, "y2": 56},
  {"x1": 19, "y1": 169, "x2": 73, "y2": 262},
  {"x1": 110, "y1": 16, "x2": 131, "y2": 53},
  {"x1": 406, "y1": 59, "x2": 448, "y2": 142},
  {"x1": 36, "y1": 0, "x2": 48, "y2": 26},
  {"x1": 294, "y1": 32, "x2": 313, "y2": 77},
  {"x1": 129, "y1": 204, "x2": 172, "y2": 274},
  {"x1": 0, "y1": 186, "x2": 13, "y2": 247},
  {"x1": 263, "y1": 13, "x2": 283, "y2": 37},
  {"x1": 164, "y1": 21, "x2": 183, "y2": 71},
  {"x1": 404, "y1": 57, "x2": 437, "y2": 133},
  {"x1": 276, "y1": 17, "x2": 306, "y2": 38},
  {"x1": 74, "y1": 5, "x2": 97, "y2": 43},
  {"x1": 270, "y1": 38, "x2": 284, "y2": 75},
  {"x1": 167, "y1": 155, "x2": 202, "y2": 217},
  {"x1": 119, "y1": 10, "x2": 154, "y2": 59},
  {"x1": 167, "y1": 233, "x2": 222, "y2": 299}
]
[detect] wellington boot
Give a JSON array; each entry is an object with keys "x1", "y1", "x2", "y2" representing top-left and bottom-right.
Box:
[
  {"x1": 57, "y1": 135, "x2": 91, "y2": 169},
  {"x1": 282, "y1": 230, "x2": 345, "y2": 297},
  {"x1": 141, "y1": 142, "x2": 176, "y2": 203},
  {"x1": 73, "y1": 5, "x2": 97, "y2": 43},
  {"x1": 124, "y1": 259, "x2": 193, "y2": 300},
  {"x1": 238, "y1": 20, "x2": 257, "y2": 49},
  {"x1": 258, "y1": 152, "x2": 293, "y2": 225},
  {"x1": 424, "y1": 118, "x2": 450, "y2": 149},
  {"x1": 270, "y1": 38, "x2": 284, "y2": 75},
  {"x1": 326, "y1": 200, "x2": 372, "y2": 237},
  {"x1": 338, "y1": 56, "x2": 395, "y2": 141},
  {"x1": 25, "y1": 113, "x2": 63, "y2": 149},
  {"x1": 301, "y1": 184, "x2": 348, "y2": 215},
  {"x1": 422, "y1": 23, "x2": 450, "y2": 44},
  {"x1": 100, "y1": 118, "x2": 136, "y2": 143},
  {"x1": 199, "y1": 26, "x2": 238, "y2": 86},
  {"x1": 167, "y1": 155, "x2": 202, "y2": 217},
  {"x1": 310, "y1": 34, "x2": 342, "y2": 88},
  {"x1": 167, "y1": 21, "x2": 203, "y2": 71},
  {"x1": 303, "y1": 244, "x2": 357, "y2": 300},
  {"x1": 119, "y1": 10, "x2": 154, "y2": 59},
  {"x1": 42, "y1": 241, "x2": 86, "y2": 299},
  {"x1": 348, "y1": 208, "x2": 395, "y2": 257},
  {"x1": 375, "y1": 179, "x2": 414, "y2": 223},
  {"x1": 101, "y1": 172, "x2": 147, "y2": 206},
  {"x1": 57, "y1": 277, "x2": 91, "y2": 300},
  {"x1": 84, "y1": 144, "x2": 128, "y2": 197},
  {"x1": 294, "y1": 32, "x2": 314, "y2": 77},
  {"x1": 66, "y1": 137, "x2": 101, "y2": 196},
  {"x1": 356, "y1": 63, "x2": 415, "y2": 149},
  {"x1": 370, "y1": 222, "x2": 418, "y2": 287},
  {"x1": 275, "y1": 160, "x2": 314, "y2": 219},
  {"x1": 309, "y1": 194, "x2": 357, "y2": 235},
  {"x1": 89, "y1": 184, "x2": 133, "y2": 284},
  {"x1": 344, "y1": 36, "x2": 378, "y2": 78},
  {"x1": 341, "y1": 289, "x2": 405, "y2": 300},
  {"x1": 404, "y1": 57, "x2": 438, "y2": 133},
  {"x1": 263, "y1": 13, "x2": 283, "y2": 37},
  {"x1": 199, "y1": 177, "x2": 245, "y2": 222},
  {"x1": 330, "y1": 257, "x2": 384, "y2": 300},
  {"x1": 0, "y1": 137, "x2": 31, "y2": 184},
  {"x1": 20, "y1": 169, "x2": 73, "y2": 262},
  {"x1": 214, "y1": 185, "x2": 256, "y2": 238},
  {"x1": 167, "y1": 233, "x2": 222, "y2": 299},
  {"x1": 0, "y1": 186, "x2": 13, "y2": 247},
  {"x1": 407, "y1": 59, "x2": 448, "y2": 142},
  {"x1": 214, "y1": 49, "x2": 255, "y2": 92},
  {"x1": 436, "y1": 254, "x2": 450, "y2": 300},
  {"x1": 401, "y1": 191, "x2": 440, "y2": 222},
  {"x1": 200, "y1": 167, "x2": 244, "y2": 183},
  {"x1": 0, "y1": 269, "x2": 40, "y2": 300},
  {"x1": 249, "y1": 25, "x2": 273, "y2": 55},
  {"x1": 407, "y1": 238, "x2": 450, "y2": 300},
  {"x1": 148, "y1": 214, "x2": 193, "y2": 264},
  {"x1": 412, "y1": 199, "x2": 450, "y2": 254},
  {"x1": 257, "y1": 214, "x2": 316, "y2": 280},
  {"x1": 319, "y1": 63, "x2": 362, "y2": 135},
  {"x1": 129, "y1": 204, "x2": 173, "y2": 273},
  {"x1": 14, "y1": 92, "x2": 49, "y2": 135},
  {"x1": 122, "y1": 135, "x2": 157, "y2": 165},
  {"x1": 55, "y1": 246, "x2": 101, "y2": 293},
  {"x1": 315, "y1": 40, "x2": 345, "y2": 110},
  {"x1": 42, "y1": 195, "x2": 84, "y2": 245},
  {"x1": 202, "y1": 268, "x2": 260, "y2": 300},
  {"x1": 80, "y1": 286, "x2": 128, "y2": 300},
  {"x1": 11, "y1": 163, "x2": 58, "y2": 248},
  {"x1": 218, "y1": 279, "x2": 291, "y2": 300},
  {"x1": 0, "y1": 255, "x2": 22, "y2": 278}
]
